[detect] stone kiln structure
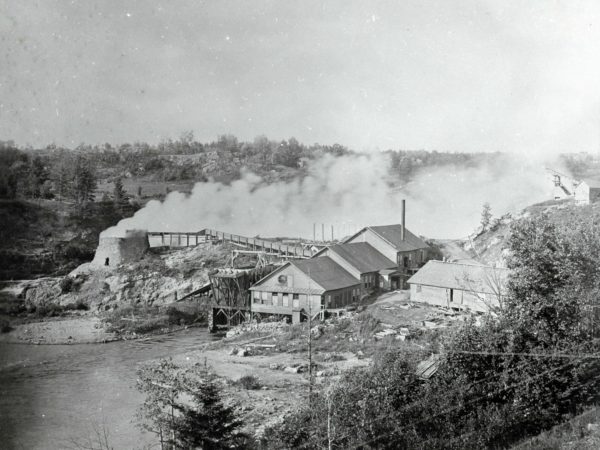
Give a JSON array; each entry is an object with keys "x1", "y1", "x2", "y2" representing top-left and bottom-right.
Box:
[{"x1": 92, "y1": 229, "x2": 149, "y2": 268}]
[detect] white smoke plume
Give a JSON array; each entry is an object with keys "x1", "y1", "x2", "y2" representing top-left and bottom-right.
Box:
[{"x1": 103, "y1": 152, "x2": 554, "y2": 240}]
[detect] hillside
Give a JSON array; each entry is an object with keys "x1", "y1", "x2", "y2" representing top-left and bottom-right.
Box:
[
  {"x1": 0, "y1": 199, "x2": 135, "y2": 280},
  {"x1": 454, "y1": 198, "x2": 600, "y2": 267}
]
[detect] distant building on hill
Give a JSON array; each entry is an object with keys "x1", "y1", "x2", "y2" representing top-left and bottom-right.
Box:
[
  {"x1": 573, "y1": 179, "x2": 600, "y2": 204},
  {"x1": 407, "y1": 260, "x2": 509, "y2": 313}
]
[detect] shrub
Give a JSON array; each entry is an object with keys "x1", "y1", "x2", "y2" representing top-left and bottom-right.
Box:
[
  {"x1": 0, "y1": 318, "x2": 12, "y2": 333},
  {"x1": 65, "y1": 299, "x2": 89, "y2": 311},
  {"x1": 235, "y1": 375, "x2": 262, "y2": 390},
  {"x1": 166, "y1": 306, "x2": 199, "y2": 325},
  {"x1": 60, "y1": 276, "x2": 74, "y2": 293},
  {"x1": 34, "y1": 302, "x2": 65, "y2": 317},
  {"x1": 356, "y1": 312, "x2": 380, "y2": 337}
]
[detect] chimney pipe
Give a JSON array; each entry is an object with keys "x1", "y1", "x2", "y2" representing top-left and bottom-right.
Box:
[{"x1": 401, "y1": 199, "x2": 406, "y2": 241}]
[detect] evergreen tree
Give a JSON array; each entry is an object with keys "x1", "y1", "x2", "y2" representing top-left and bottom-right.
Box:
[
  {"x1": 137, "y1": 360, "x2": 249, "y2": 450},
  {"x1": 71, "y1": 156, "x2": 97, "y2": 203},
  {"x1": 174, "y1": 372, "x2": 248, "y2": 449},
  {"x1": 480, "y1": 202, "x2": 492, "y2": 232},
  {"x1": 112, "y1": 177, "x2": 129, "y2": 210}
]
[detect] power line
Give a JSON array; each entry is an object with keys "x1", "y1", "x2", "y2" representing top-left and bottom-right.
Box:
[
  {"x1": 295, "y1": 337, "x2": 600, "y2": 449},
  {"x1": 444, "y1": 349, "x2": 600, "y2": 360}
]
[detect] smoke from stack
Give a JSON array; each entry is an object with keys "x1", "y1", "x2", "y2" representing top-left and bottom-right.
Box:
[{"x1": 102, "y1": 152, "x2": 554, "y2": 240}]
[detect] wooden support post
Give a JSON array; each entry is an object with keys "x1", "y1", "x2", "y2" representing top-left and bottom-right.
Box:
[
  {"x1": 187, "y1": 234, "x2": 190, "y2": 246},
  {"x1": 161, "y1": 233, "x2": 165, "y2": 245},
  {"x1": 195, "y1": 234, "x2": 198, "y2": 245},
  {"x1": 170, "y1": 234, "x2": 173, "y2": 246}
]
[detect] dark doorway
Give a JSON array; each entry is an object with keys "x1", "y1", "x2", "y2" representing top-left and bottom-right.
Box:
[{"x1": 104, "y1": 257, "x2": 110, "y2": 266}]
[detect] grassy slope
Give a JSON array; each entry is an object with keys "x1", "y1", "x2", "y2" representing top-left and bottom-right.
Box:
[{"x1": 468, "y1": 199, "x2": 600, "y2": 266}]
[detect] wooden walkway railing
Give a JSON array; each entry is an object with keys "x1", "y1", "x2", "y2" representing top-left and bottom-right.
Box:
[
  {"x1": 202, "y1": 228, "x2": 314, "y2": 258},
  {"x1": 148, "y1": 229, "x2": 317, "y2": 258}
]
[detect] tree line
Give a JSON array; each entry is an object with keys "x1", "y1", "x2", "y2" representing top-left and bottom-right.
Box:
[
  {"x1": 0, "y1": 143, "x2": 97, "y2": 203},
  {"x1": 1, "y1": 136, "x2": 509, "y2": 198}
]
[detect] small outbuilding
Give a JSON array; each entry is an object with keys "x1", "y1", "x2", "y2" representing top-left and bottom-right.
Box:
[
  {"x1": 573, "y1": 179, "x2": 600, "y2": 204},
  {"x1": 407, "y1": 260, "x2": 509, "y2": 313}
]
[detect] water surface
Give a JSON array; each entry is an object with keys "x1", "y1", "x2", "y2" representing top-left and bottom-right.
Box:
[{"x1": 0, "y1": 329, "x2": 218, "y2": 449}]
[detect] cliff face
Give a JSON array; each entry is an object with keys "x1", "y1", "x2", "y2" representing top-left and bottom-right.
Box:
[{"x1": 9, "y1": 242, "x2": 235, "y2": 312}]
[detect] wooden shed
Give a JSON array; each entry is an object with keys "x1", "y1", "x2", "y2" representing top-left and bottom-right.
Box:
[{"x1": 407, "y1": 261, "x2": 509, "y2": 313}]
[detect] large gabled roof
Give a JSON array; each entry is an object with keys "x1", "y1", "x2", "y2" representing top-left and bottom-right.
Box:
[
  {"x1": 291, "y1": 256, "x2": 360, "y2": 291},
  {"x1": 344, "y1": 224, "x2": 429, "y2": 252},
  {"x1": 407, "y1": 260, "x2": 509, "y2": 295},
  {"x1": 326, "y1": 242, "x2": 396, "y2": 273}
]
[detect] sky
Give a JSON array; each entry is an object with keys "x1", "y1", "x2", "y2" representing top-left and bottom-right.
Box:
[{"x1": 2, "y1": 0, "x2": 600, "y2": 154}]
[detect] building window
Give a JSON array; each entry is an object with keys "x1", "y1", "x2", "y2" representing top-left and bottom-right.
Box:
[
  {"x1": 292, "y1": 293, "x2": 299, "y2": 300},
  {"x1": 271, "y1": 292, "x2": 278, "y2": 305},
  {"x1": 282, "y1": 293, "x2": 289, "y2": 307},
  {"x1": 416, "y1": 285, "x2": 422, "y2": 293},
  {"x1": 260, "y1": 291, "x2": 268, "y2": 304},
  {"x1": 334, "y1": 295, "x2": 341, "y2": 307}
]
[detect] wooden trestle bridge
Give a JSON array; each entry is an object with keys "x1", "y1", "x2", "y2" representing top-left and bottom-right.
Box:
[{"x1": 148, "y1": 228, "x2": 319, "y2": 258}]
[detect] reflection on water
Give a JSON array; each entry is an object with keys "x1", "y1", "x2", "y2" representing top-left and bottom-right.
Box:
[{"x1": 0, "y1": 329, "x2": 218, "y2": 450}]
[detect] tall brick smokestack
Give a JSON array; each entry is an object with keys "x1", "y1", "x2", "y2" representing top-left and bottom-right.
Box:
[{"x1": 401, "y1": 199, "x2": 406, "y2": 241}]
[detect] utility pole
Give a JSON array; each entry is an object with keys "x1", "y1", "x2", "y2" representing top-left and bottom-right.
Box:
[
  {"x1": 331, "y1": 224, "x2": 334, "y2": 242},
  {"x1": 307, "y1": 269, "x2": 313, "y2": 404},
  {"x1": 313, "y1": 223, "x2": 316, "y2": 242},
  {"x1": 321, "y1": 223, "x2": 325, "y2": 242}
]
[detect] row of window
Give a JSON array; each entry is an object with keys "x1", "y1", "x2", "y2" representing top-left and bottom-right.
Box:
[{"x1": 253, "y1": 291, "x2": 300, "y2": 307}]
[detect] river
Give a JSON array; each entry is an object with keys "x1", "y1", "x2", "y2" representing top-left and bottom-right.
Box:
[{"x1": 0, "y1": 329, "x2": 219, "y2": 450}]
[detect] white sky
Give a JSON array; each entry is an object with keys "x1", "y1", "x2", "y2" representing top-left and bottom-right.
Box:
[{"x1": 2, "y1": 0, "x2": 600, "y2": 154}]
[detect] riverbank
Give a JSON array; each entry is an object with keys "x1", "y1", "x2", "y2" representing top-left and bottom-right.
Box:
[
  {"x1": 0, "y1": 315, "x2": 210, "y2": 345},
  {"x1": 0, "y1": 317, "x2": 118, "y2": 344}
]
